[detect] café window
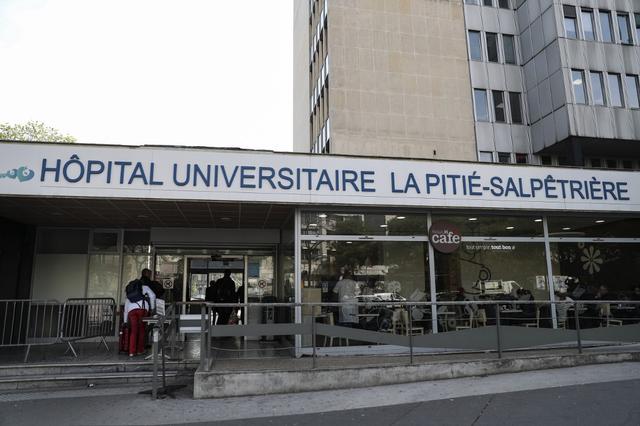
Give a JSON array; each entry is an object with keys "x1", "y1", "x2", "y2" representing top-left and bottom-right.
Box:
[
  {"x1": 430, "y1": 214, "x2": 544, "y2": 237},
  {"x1": 546, "y1": 216, "x2": 640, "y2": 238}
]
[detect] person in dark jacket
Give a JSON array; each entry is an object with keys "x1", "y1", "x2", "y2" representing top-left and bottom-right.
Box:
[{"x1": 214, "y1": 270, "x2": 236, "y2": 325}]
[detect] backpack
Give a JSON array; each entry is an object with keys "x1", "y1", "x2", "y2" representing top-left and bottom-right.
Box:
[{"x1": 125, "y1": 279, "x2": 145, "y2": 304}]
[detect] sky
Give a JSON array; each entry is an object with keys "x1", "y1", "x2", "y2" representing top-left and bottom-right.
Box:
[{"x1": 0, "y1": 0, "x2": 293, "y2": 151}]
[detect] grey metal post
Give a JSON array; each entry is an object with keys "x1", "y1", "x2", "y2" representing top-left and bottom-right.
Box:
[
  {"x1": 152, "y1": 326, "x2": 158, "y2": 399},
  {"x1": 311, "y1": 307, "x2": 317, "y2": 369},
  {"x1": 206, "y1": 305, "x2": 212, "y2": 367},
  {"x1": 495, "y1": 303, "x2": 502, "y2": 359},
  {"x1": 408, "y1": 305, "x2": 414, "y2": 365},
  {"x1": 199, "y1": 305, "x2": 207, "y2": 371},
  {"x1": 574, "y1": 304, "x2": 582, "y2": 354}
]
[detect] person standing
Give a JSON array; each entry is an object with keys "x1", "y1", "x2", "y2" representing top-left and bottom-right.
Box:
[
  {"x1": 214, "y1": 270, "x2": 236, "y2": 325},
  {"x1": 205, "y1": 279, "x2": 219, "y2": 324},
  {"x1": 124, "y1": 271, "x2": 156, "y2": 357},
  {"x1": 332, "y1": 270, "x2": 359, "y2": 327}
]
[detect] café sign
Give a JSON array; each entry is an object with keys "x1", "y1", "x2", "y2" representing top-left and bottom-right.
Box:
[{"x1": 429, "y1": 222, "x2": 461, "y2": 254}]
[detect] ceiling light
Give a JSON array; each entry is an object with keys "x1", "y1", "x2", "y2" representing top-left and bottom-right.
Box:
[
  {"x1": 346, "y1": 241, "x2": 353, "y2": 244},
  {"x1": 534, "y1": 219, "x2": 542, "y2": 223},
  {"x1": 468, "y1": 217, "x2": 478, "y2": 221},
  {"x1": 220, "y1": 217, "x2": 232, "y2": 221},
  {"x1": 136, "y1": 214, "x2": 148, "y2": 219},
  {"x1": 562, "y1": 227, "x2": 571, "y2": 231},
  {"x1": 506, "y1": 226, "x2": 515, "y2": 230},
  {"x1": 309, "y1": 223, "x2": 318, "y2": 227},
  {"x1": 318, "y1": 213, "x2": 327, "y2": 218},
  {"x1": 380, "y1": 224, "x2": 388, "y2": 228},
  {"x1": 595, "y1": 220, "x2": 605, "y2": 224},
  {"x1": 397, "y1": 216, "x2": 406, "y2": 220}
]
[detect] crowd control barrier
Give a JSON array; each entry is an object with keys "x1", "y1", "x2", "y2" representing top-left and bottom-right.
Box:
[{"x1": 0, "y1": 298, "x2": 116, "y2": 362}]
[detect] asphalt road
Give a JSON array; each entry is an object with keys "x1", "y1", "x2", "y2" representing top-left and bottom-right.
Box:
[{"x1": 2, "y1": 363, "x2": 640, "y2": 425}]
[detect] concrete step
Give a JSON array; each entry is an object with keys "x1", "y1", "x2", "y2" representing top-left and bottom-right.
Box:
[
  {"x1": 0, "y1": 370, "x2": 187, "y2": 391},
  {"x1": 0, "y1": 360, "x2": 198, "y2": 378}
]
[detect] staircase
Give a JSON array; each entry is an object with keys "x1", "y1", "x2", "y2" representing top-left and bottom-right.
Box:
[{"x1": 0, "y1": 360, "x2": 197, "y2": 391}]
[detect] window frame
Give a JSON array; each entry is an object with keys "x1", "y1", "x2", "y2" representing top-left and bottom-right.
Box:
[
  {"x1": 468, "y1": 30, "x2": 483, "y2": 61},
  {"x1": 508, "y1": 92, "x2": 524, "y2": 124},
  {"x1": 492, "y1": 90, "x2": 506, "y2": 123},
  {"x1": 624, "y1": 74, "x2": 640, "y2": 109},
  {"x1": 589, "y1": 71, "x2": 606, "y2": 106},
  {"x1": 571, "y1": 69, "x2": 587, "y2": 105},
  {"x1": 616, "y1": 12, "x2": 633, "y2": 45},
  {"x1": 563, "y1": 5, "x2": 578, "y2": 39},
  {"x1": 580, "y1": 8, "x2": 596, "y2": 41},
  {"x1": 485, "y1": 32, "x2": 500, "y2": 63},
  {"x1": 473, "y1": 89, "x2": 490, "y2": 122},
  {"x1": 502, "y1": 34, "x2": 517, "y2": 65},
  {"x1": 607, "y1": 72, "x2": 624, "y2": 107},
  {"x1": 599, "y1": 10, "x2": 614, "y2": 43}
]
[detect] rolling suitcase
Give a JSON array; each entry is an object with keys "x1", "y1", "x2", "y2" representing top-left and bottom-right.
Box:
[{"x1": 119, "y1": 322, "x2": 129, "y2": 353}]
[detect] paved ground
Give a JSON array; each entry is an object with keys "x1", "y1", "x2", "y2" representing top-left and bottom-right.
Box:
[{"x1": 1, "y1": 362, "x2": 640, "y2": 425}]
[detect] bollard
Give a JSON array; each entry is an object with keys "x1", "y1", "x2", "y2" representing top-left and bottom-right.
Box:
[
  {"x1": 311, "y1": 309, "x2": 317, "y2": 369},
  {"x1": 408, "y1": 305, "x2": 414, "y2": 365},
  {"x1": 495, "y1": 303, "x2": 502, "y2": 359},
  {"x1": 200, "y1": 305, "x2": 207, "y2": 371},
  {"x1": 575, "y1": 305, "x2": 582, "y2": 354}
]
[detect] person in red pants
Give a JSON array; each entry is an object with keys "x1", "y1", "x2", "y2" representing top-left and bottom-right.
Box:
[{"x1": 124, "y1": 269, "x2": 157, "y2": 356}]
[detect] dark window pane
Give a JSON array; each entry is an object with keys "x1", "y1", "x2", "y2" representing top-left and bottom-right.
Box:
[
  {"x1": 498, "y1": 152, "x2": 511, "y2": 163},
  {"x1": 563, "y1": 6, "x2": 577, "y2": 38},
  {"x1": 468, "y1": 31, "x2": 482, "y2": 60},
  {"x1": 493, "y1": 91, "x2": 505, "y2": 122},
  {"x1": 590, "y1": 158, "x2": 602, "y2": 168},
  {"x1": 515, "y1": 153, "x2": 528, "y2": 164},
  {"x1": 606, "y1": 159, "x2": 618, "y2": 169},
  {"x1": 622, "y1": 160, "x2": 633, "y2": 169},
  {"x1": 486, "y1": 33, "x2": 499, "y2": 62},
  {"x1": 540, "y1": 155, "x2": 552, "y2": 165},
  {"x1": 483, "y1": 0, "x2": 493, "y2": 6},
  {"x1": 37, "y1": 229, "x2": 89, "y2": 254},
  {"x1": 503, "y1": 35, "x2": 516, "y2": 64},
  {"x1": 557, "y1": 157, "x2": 569, "y2": 166},
  {"x1": 498, "y1": 0, "x2": 509, "y2": 9},
  {"x1": 509, "y1": 92, "x2": 523, "y2": 124},
  {"x1": 479, "y1": 151, "x2": 493, "y2": 162},
  {"x1": 547, "y1": 216, "x2": 640, "y2": 238}
]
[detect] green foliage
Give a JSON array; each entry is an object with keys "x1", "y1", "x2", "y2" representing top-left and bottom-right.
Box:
[{"x1": 0, "y1": 121, "x2": 76, "y2": 143}]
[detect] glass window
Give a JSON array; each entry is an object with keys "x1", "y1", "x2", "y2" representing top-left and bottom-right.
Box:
[
  {"x1": 492, "y1": 91, "x2": 506, "y2": 122},
  {"x1": 590, "y1": 158, "x2": 602, "y2": 168},
  {"x1": 515, "y1": 153, "x2": 528, "y2": 164},
  {"x1": 571, "y1": 69, "x2": 587, "y2": 104},
  {"x1": 498, "y1": 0, "x2": 509, "y2": 9},
  {"x1": 302, "y1": 212, "x2": 427, "y2": 236},
  {"x1": 563, "y1": 5, "x2": 577, "y2": 39},
  {"x1": 503, "y1": 35, "x2": 516, "y2": 64},
  {"x1": 464, "y1": 0, "x2": 480, "y2": 4},
  {"x1": 431, "y1": 214, "x2": 544, "y2": 237},
  {"x1": 547, "y1": 216, "x2": 640, "y2": 238},
  {"x1": 617, "y1": 13, "x2": 632, "y2": 44},
  {"x1": 91, "y1": 231, "x2": 119, "y2": 252},
  {"x1": 474, "y1": 89, "x2": 490, "y2": 122},
  {"x1": 483, "y1": 0, "x2": 493, "y2": 6},
  {"x1": 497, "y1": 152, "x2": 511, "y2": 163},
  {"x1": 468, "y1": 30, "x2": 482, "y2": 61},
  {"x1": 540, "y1": 155, "x2": 552, "y2": 166},
  {"x1": 303, "y1": 240, "x2": 430, "y2": 335},
  {"x1": 622, "y1": 159, "x2": 633, "y2": 169},
  {"x1": 590, "y1": 71, "x2": 606, "y2": 105},
  {"x1": 600, "y1": 10, "x2": 613, "y2": 42},
  {"x1": 550, "y1": 242, "x2": 640, "y2": 313},
  {"x1": 608, "y1": 73, "x2": 624, "y2": 107},
  {"x1": 636, "y1": 14, "x2": 640, "y2": 43},
  {"x1": 87, "y1": 254, "x2": 121, "y2": 299},
  {"x1": 581, "y1": 9, "x2": 596, "y2": 41},
  {"x1": 625, "y1": 75, "x2": 640, "y2": 108},
  {"x1": 435, "y1": 242, "x2": 549, "y2": 304},
  {"x1": 486, "y1": 33, "x2": 499, "y2": 62},
  {"x1": 479, "y1": 151, "x2": 493, "y2": 162},
  {"x1": 605, "y1": 159, "x2": 618, "y2": 169},
  {"x1": 509, "y1": 92, "x2": 523, "y2": 124}
]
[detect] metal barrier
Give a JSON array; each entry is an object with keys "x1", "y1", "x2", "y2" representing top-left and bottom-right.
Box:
[
  {"x1": 0, "y1": 298, "x2": 116, "y2": 361},
  {"x1": 191, "y1": 300, "x2": 640, "y2": 371}
]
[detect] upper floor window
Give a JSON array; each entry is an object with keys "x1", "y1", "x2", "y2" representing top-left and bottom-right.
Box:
[
  {"x1": 608, "y1": 73, "x2": 624, "y2": 107},
  {"x1": 483, "y1": 0, "x2": 493, "y2": 6},
  {"x1": 464, "y1": 0, "x2": 480, "y2": 5},
  {"x1": 486, "y1": 33, "x2": 499, "y2": 62},
  {"x1": 509, "y1": 92, "x2": 523, "y2": 124},
  {"x1": 590, "y1": 71, "x2": 606, "y2": 105},
  {"x1": 498, "y1": 0, "x2": 509, "y2": 9},
  {"x1": 497, "y1": 152, "x2": 512, "y2": 164},
  {"x1": 503, "y1": 35, "x2": 517, "y2": 64},
  {"x1": 474, "y1": 89, "x2": 490, "y2": 122},
  {"x1": 571, "y1": 70, "x2": 587, "y2": 104},
  {"x1": 599, "y1": 10, "x2": 614, "y2": 42},
  {"x1": 580, "y1": 9, "x2": 596, "y2": 41},
  {"x1": 635, "y1": 14, "x2": 640, "y2": 43},
  {"x1": 479, "y1": 151, "x2": 493, "y2": 162},
  {"x1": 625, "y1": 75, "x2": 640, "y2": 109},
  {"x1": 617, "y1": 13, "x2": 633, "y2": 45},
  {"x1": 492, "y1": 91, "x2": 506, "y2": 122},
  {"x1": 515, "y1": 153, "x2": 528, "y2": 164},
  {"x1": 468, "y1": 31, "x2": 482, "y2": 61},
  {"x1": 563, "y1": 5, "x2": 577, "y2": 39}
]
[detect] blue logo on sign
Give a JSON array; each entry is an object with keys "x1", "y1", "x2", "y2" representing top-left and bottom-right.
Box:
[{"x1": 0, "y1": 166, "x2": 35, "y2": 182}]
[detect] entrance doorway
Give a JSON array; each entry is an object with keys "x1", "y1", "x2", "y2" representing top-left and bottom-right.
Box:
[{"x1": 183, "y1": 252, "x2": 276, "y2": 328}]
